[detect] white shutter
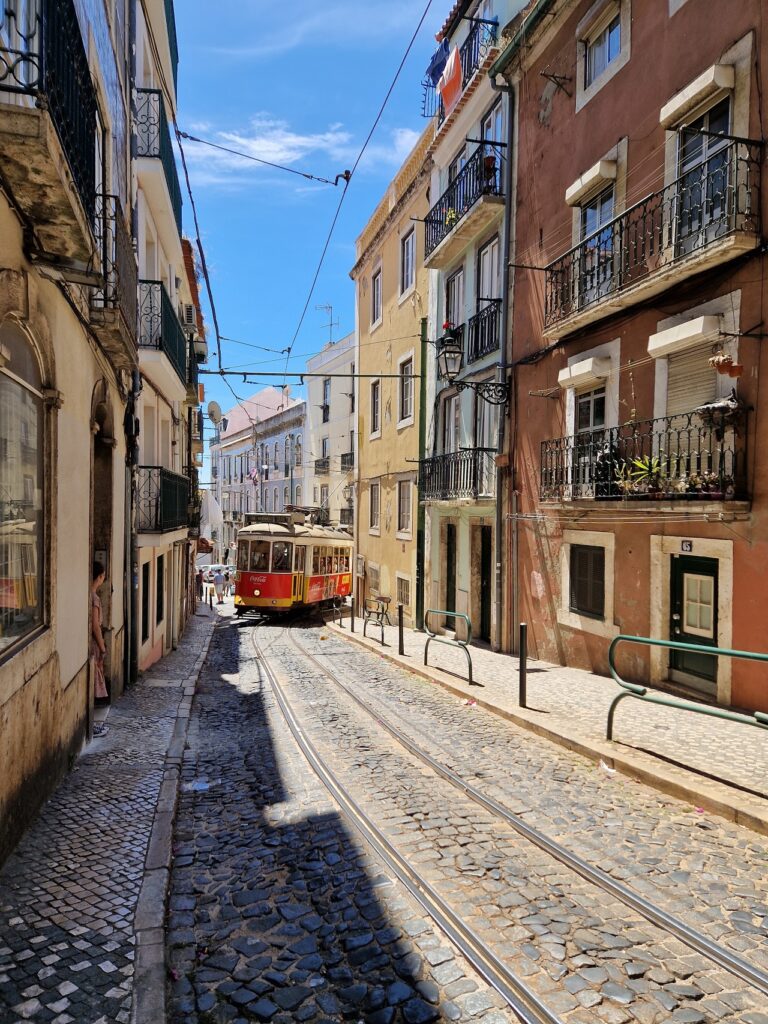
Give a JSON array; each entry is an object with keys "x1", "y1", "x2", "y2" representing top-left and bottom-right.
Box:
[{"x1": 666, "y1": 345, "x2": 717, "y2": 417}]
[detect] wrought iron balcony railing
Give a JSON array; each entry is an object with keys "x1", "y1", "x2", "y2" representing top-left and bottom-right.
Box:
[
  {"x1": 545, "y1": 138, "x2": 762, "y2": 328},
  {"x1": 137, "y1": 466, "x2": 190, "y2": 532},
  {"x1": 419, "y1": 449, "x2": 496, "y2": 501},
  {"x1": 467, "y1": 301, "x2": 501, "y2": 363},
  {"x1": 0, "y1": 0, "x2": 97, "y2": 221},
  {"x1": 315, "y1": 457, "x2": 330, "y2": 475},
  {"x1": 91, "y1": 194, "x2": 137, "y2": 334},
  {"x1": 341, "y1": 451, "x2": 354, "y2": 471},
  {"x1": 539, "y1": 408, "x2": 748, "y2": 502},
  {"x1": 139, "y1": 280, "x2": 187, "y2": 385},
  {"x1": 135, "y1": 88, "x2": 182, "y2": 234},
  {"x1": 339, "y1": 507, "x2": 353, "y2": 526},
  {"x1": 425, "y1": 144, "x2": 503, "y2": 257},
  {"x1": 421, "y1": 18, "x2": 497, "y2": 121}
]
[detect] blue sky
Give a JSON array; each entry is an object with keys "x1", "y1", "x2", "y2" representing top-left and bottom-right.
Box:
[{"x1": 175, "y1": 0, "x2": 439, "y2": 417}]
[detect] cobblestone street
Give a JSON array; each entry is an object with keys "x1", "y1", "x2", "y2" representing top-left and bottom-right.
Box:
[{"x1": 0, "y1": 609, "x2": 214, "y2": 1024}]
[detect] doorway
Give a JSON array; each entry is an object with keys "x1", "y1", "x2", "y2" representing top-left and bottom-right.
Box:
[
  {"x1": 445, "y1": 523, "x2": 456, "y2": 618},
  {"x1": 91, "y1": 387, "x2": 114, "y2": 710},
  {"x1": 479, "y1": 525, "x2": 492, "y2": 642},
  {"x1": 669, "y1": 554, "x2": 718, "y2": 695}
]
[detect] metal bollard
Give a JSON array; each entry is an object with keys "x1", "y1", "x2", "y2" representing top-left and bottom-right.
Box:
[
  {"x1": 398, "y1": 603, "x2": 404, "y2": 655},
  {"x1": 209, "y1": 586, "x2": 213, "y2": 610},
  {"x1": 350, "y1": 593, "x2": 355, "y2": 633},
  {"x1": 519, "y1": 621, "x2": 527, "y2": 708}
]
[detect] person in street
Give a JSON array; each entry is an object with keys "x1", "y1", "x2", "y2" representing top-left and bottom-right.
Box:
[
  {"x1": 224, "y1": 570, "x2": 230, "y2": 597},
  {"x1": 213, "y1": 568, "x2": 225, "y2": 604},
  {"x1": 196, "y1": 569, "x2": 204, "y2": 600},
  {"x1": 90, "y1": 560, "x2": 110, "y2": 737}
]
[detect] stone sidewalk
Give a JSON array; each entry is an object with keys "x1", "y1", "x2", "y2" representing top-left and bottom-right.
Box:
[
  {"x1": 327, "y1": 613, "x2": 768, "y2": 833},
  {"x1": 0, "y1": 604, "x2": 216, "y2": 1024}
]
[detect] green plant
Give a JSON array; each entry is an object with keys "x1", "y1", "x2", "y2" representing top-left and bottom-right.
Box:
[{"x1": 629, "y1": 454, "x2": 666, "y2": 491}]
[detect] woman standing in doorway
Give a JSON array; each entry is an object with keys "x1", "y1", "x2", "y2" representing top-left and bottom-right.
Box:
[{"x1": 91, "y1": 561, "x2": 110, "y2": 735}]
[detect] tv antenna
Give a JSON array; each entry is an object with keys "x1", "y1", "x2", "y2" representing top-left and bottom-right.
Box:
[{"x1": 315, "y1": 303, "x2": 339, "y2": 345}]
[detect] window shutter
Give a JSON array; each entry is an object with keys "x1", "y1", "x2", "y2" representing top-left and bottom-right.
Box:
[{"x1": 666, "y1": 345, "x2": 717, "y2": 417}]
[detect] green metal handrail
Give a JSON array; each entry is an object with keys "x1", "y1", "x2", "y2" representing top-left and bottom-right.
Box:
[
  {"x1": 607, "y1": 634, "x2": 768, "y2": 740},
  {"x1": 424, "y1": 609, "x2": 474, "y2": 686}
]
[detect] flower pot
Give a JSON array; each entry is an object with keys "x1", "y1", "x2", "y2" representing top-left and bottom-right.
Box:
[{"x1": 728, "y1": 364, "x2": 744, "y2": 378}]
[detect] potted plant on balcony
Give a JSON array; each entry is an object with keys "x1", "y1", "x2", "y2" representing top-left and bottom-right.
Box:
[
  {"x1": 445, "y1": 207, "x2": 458, "y2": 228},
  {"x1": 483, "y1": 154, "x2": 497, "y2": 189},
  {"x1": 709, "y1": 352, "x2": 733, "y2": 374},
  {"x1": 628, "y1": 453, "x2": 667, "y2": 499}
]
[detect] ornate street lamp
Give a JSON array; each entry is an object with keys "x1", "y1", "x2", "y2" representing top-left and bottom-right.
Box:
[{"x1": 436, "y1": 324, "x2": 508, "y2": 406}]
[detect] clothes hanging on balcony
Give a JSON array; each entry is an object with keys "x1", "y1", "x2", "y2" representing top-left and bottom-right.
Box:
[
  {"x1": 426, "y1": 38, "x2": 450, "y2": 86},
  {"x1": 437, "y1": 45, "x2": 463, "y2": 116}
]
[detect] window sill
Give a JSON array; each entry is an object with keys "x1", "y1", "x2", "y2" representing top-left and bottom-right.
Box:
[
  {"x1": 396, "y1": 416, "x2": 415, "y2": 431},
  {"x1": 369, "y1": 430, "x2": 382, "y2": 441},
  {"x1": 397, "y1": 284, "x2": 416, "y2": 307},
  {"x1": 396, "y1": 530, "x2": 413, "y2": 542},
  {"x1": 370, "y1": 318, "x2": 383, "y2": 334},
  {"x1": 368, "y1": 527, "x2": 381, "y2": 537}
]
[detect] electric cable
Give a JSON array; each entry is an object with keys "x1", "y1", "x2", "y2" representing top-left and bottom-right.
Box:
[{"x1": 176, "y1": 130, "x2": 341, "y2": 186}]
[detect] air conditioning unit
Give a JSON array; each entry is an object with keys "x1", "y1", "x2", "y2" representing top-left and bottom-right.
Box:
[{"x1": 181, "y1": 303, "x2": 197, "y2": 329}]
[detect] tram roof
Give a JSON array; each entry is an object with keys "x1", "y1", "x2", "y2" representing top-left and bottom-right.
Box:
[{"x1": 237, "y1": 521, "x2": 352, "y2": 542}]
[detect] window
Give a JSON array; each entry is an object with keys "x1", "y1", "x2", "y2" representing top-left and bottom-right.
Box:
[
  {"x1": 399, "y1": 357, "x2": 413, "y2": 422},
  {"x1": 0, "y1": 324, "x2": 44, "y2": 654},
  {"x1": 349, "y1": 364, "x2": 355, "y2": 413},
  {"x1": 156, "y1": 554, "x2": 165, "y2": 624},
  {"x1": 580, "y1": 186, "x2": 615, "y2": 303},
  {"x1": 448, "y1": 148, "x2": 466, "y2": 183},
  {"x1": 370, "y1": 379, "x2": 381, "y2": 435},
  {"x1": 294, "y1": 435, "x2": 302, "y2": 467},
  {"x1": 369, "y1": 482, "x2": 380, "y2": 530},
  {"x1": 677, "y1": 98, "x2": 731, "y2": 256},
  {"x1": 273, "y1": 442, "x2": 278, "y2": 469},
  {"x1": 585, "y1": 13, "x2": 620, "y2": 87},
  {"x1": 397, "y1": 480, "x2": 412, "y2": 533},
  {"x1": 446, "y1": 267, "x2": 464, "y2": 326},
  {"x1": 368, "y1": 563, "x2": 380, "y2": 596},
  {"x1": 322, "y1": 378, "x2": 331, "y2": 422},
  {"x1": 320, "y1": 484, "x2": 329, "y2": 509},
  {"x1": 371, "y1": 268, "x2": 382, "y2": 325},
  {"x1": 141, "y1": 562, "x2": 150, "y2": 642},
  {"x1": 273, "y1": 487, "x2": 278, "y2": 511},
  {"x1": 569, "y1": 544, "x2": 605, "y2": 618},
  {"x1": 295, "y1": 484, "x2": 302, "y2": 505},
  {"x1": 577, "y1": 386, "x2": 606, "y2": 433},
  {"x1": 272, "y1": 542, "x2": 292, "y2": 572},
  {"x1": 400, "y1": 229, "x2": 415, "y2": 294},
  {"x1": 443, "y1": 393, "x2": 460, "y2": 453},
  {"x1": 283, "y1": 486, "x2": 289, "y2": 508},
  {"x1": 284, "y1": 438, "x2": 290, "y2": 471},
  {"x1": 397, "y1": 576, "x2": 411, "y2": 609},
  {"x1": 321, "y1": 436, "x2": 330, "y2": 459}
]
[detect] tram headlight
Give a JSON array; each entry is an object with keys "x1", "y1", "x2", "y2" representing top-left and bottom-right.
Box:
[{"x1": 253, "y1": 588, "x2": 261, "y2": 596}]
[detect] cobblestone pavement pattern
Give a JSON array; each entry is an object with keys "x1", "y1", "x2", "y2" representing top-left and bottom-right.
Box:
[
  {"x1": 0, "y1": 609, "x2": 213, "y2": 1024},
  {"x1": 332, "y1": 618, "x2": 768, "y2": 798},
  {"x1": 168, "y1": 610, "x2": 517, "y2": 1024},
  {"x1": 258, "y1": 621, "x2": 768, "y2": 1024}
]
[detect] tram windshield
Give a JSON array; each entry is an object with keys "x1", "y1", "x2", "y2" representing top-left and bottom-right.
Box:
[
  {"x1": 272, "y1": 541, "x2": 292, "y2": 572},
  {"x1": 249, "y1": 541, "x2": 270, "y2": 571}
]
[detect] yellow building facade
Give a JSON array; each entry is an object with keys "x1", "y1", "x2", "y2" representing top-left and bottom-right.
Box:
[{"x1": 350, "y1": 130, "x2": 432, "y2": 628}]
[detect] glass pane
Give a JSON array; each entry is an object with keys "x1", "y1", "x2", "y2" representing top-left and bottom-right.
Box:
[
  {"x1": 699, "y1": 605, "x2": 713, "y2": 631},
  {"x1": 700, "y1": 577, "x2": 713, "y2": 604},
  {"x1": 592, "y1": 394, "x2": 606, "y2": 427},
  {"x1": 685, "y1": 605, "x2": 698, "y2": 630},
  {"x1": 607, "y1": 16, "x2": 620, "y2": 62},
  {"x1": 237, "y1": 542, "x2": 249, "y2": 570},
  {"x1": 272, "y1": 542, "x2": 292, "y2": 572},
  {"x1": 249, "y1": 541, "x2": 270, "y2": 571}
]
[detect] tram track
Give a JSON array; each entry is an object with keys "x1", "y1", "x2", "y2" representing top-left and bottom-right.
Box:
[
  {"x1": 283, "y1": 622, "x2": 768, "y2": 1002},
  {"x1": 251, "y1": 621, "x2": 561, "y2": 1024}
]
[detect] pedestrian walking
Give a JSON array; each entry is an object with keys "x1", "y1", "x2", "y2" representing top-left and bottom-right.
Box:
[
  {"x1": 90, "y1": 560, "x2": 110, "y2": 736},
  {"x1": 213, "y1": 569, "x2": 225, "y2": 604},
  {"x1": 196, "y1": 569, "x2": 204, "y2": 600},
  {"x1": 224, "y1": 571, "x2": 230, "y2": 597}
]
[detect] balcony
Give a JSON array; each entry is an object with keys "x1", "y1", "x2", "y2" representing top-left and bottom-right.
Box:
[
  {"x1": 135, "y1": 88, "x2": 182, "y2": 235},
  {"x1": 139, "y1": 280, "x2": 187, "y2": 390},
  {"x1": 419, "y1": 449, "x2": 496, "y2": 501},
  {"x1": 137, "y1": 467, "x2": 190, "y2": 533},
  {"x1": 341, "y1": 451, "x2": 354, "y2": 471},
  {"x1": 421, "y1": 18, "x2": 498, "y2": 123},
  {"x1": 339, "y1": 507, "x2": 353, "y2": 527},
  {"x1": 467, "y1": 301, "x2": 501, "y2": 363},
  {"x1": 164, "y1": 0, "x2": 179, "y2": 92},
  {"x1": 544, "y1": 138, "x2": 762, "y2": 338},
  {"x1": 0, "y1": 0, "x2": 97, "y2": 262},
  {"x1": 424, "y1": 144, "x2": 504, "y2": 269},
  {"x1": 539, "y1": 407, "x2": 749, "y2": 504},
  {"x1": 90, "y1": 195, "x2": 138, "y2": 370},
  {"x1": 315, "y1": 457, "x2": 330, "y2": 475}
]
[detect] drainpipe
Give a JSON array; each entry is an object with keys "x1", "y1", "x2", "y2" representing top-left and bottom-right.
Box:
[
  {"x1": 490, "y1": 76, "x2": 515, "y2": 653},
  {"x1": 415, "y1": 316, "x2": 428, "y2": 631}
]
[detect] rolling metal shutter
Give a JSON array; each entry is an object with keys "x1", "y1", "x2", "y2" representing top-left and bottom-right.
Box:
[{"x1": 666, "y1": 344, "x2": 717, "y2": 417}]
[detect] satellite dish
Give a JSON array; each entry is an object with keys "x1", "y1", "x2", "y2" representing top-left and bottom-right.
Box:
[{"x1": 207, "y1": 400, "x2": 222, "y2": 425}]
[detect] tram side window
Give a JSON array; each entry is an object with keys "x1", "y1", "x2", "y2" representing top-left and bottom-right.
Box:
[
  {"x1": 272, "y1": 542, "x2": 292, "y2": 572},
  {"x1": 332, "y1": 550, "x2": 339, "y2": 573},
  {"x1": 250, "y1": 541, "x2": 270, "y2": 571},
  {"x1": 294, "y1": 545, "x2": 306, "y2": 573},
  {"x1": 237, "y1": 542, "x2": 249, "y2": 570},
  {"x1": 312, "y1": 548, "x2": 320, "y2": 574}
]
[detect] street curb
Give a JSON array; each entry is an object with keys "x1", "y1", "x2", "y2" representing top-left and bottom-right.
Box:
[
  {"x1": 131, "y1": 608, "x2": 217, "y2": 1024},
  {"x1": 327, "y1": 621, "x2": 768, "y2": 837}
]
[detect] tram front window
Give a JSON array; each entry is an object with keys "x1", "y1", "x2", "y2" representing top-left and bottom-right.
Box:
[
  {"x1": 250, "y1": 541, "x2": 270, "y2": 571},
  {"x1": 272, "y1": 542, "x2": 292, "y2": 572},
  {"x1": 237, "y1": 543, "x2": 249, "y2": 570}
]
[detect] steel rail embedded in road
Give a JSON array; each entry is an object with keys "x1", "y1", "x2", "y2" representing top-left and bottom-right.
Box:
[
  {"x1": 251, "y1": 624, "x2": 564, "y2": 1024},
  {"x1": 289, "y1": 624, "x2": 768, "y2": 1001}
]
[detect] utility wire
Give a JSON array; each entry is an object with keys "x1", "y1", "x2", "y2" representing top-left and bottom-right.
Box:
[{"x1": 177, "y1": 130, "x2": 344, "y2": 186}]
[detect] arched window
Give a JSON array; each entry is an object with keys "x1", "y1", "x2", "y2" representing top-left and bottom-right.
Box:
[
  {"x1": 295, "y1": 485, "x2": 302, "y2": 506},
  {"x1": 265, "y1": 490, "x2": 270, "y2": 512},
  {"x1": 0, "y1": 324, "x2": 44, "y2": 652},
  {"x1": 283, "y1": 486, "x2": 289, "y2": 508},
  {"x1": 294, "y1": 435, "x2": 302, "y2": 467},
  {"x1": 273, "y1": 486, "x2": 279, "y2": 511},
  {"x1": 273, "y1": 441, "x2": 278, "y2": 469},
  {"x1": 283, "y1": 438, "x2": 289, "y2": 470}
]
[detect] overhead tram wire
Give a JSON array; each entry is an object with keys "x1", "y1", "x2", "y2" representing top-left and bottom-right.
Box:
[
  {"x1": 278, "y1": 0, "x2": 435, "y2": 387},
  {"x1": 176, "y1": 131, "x2": 340, "y2": 186}
]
